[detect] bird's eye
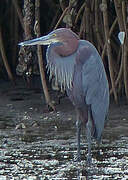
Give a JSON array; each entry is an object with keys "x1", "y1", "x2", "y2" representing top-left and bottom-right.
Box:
[{"x1": 52, "y1": 34, "x2": 56, "y2": 37}]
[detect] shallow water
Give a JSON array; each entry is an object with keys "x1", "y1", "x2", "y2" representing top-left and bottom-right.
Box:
[{"x1": 0, "y1": 114, "x2": 128, "y2": 180}]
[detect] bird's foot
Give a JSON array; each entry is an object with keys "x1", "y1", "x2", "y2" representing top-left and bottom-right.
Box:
[
  {"x1": 77, "y1": 155, "x2": 81, "y2": 162},
  {"x1": 74, "y1": 153, "x2": 81, "y2": 162},
  {"x1": 48, "y1": 101, "x2": 56, "y2": 111},
  {"x1": 43, "y1": 102, "x2": 56, "y2": 113},
  {"x1": 77, "y1": 150, "x2": 81, "y2": 162},
  {"x1": 86, "y1": 154, "x2": 92, "y2": 166}
]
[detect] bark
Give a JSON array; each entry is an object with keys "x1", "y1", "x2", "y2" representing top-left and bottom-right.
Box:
[{"x1": 17, "y1": 0, "x2": 35, "y2": 86}]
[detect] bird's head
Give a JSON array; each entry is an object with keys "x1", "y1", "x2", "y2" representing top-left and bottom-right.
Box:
[{"x1": 19, "y1": 28, "x2": 80, "y2": 56}]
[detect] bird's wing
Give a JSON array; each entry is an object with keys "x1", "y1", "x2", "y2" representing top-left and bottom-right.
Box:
[{"x1": 77, "y1": 43, "x2": 109, "y2": 140}]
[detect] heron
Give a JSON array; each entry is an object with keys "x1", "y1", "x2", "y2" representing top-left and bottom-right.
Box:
[{"x1": 19, "y1": 28, "x2": 109, "y2": 164}]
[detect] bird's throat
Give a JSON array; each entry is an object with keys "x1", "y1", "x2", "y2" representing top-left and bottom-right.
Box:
[
  {"x1": 46, "y1": 44, "x2": 77, "y2": 91},
  {"x1": 54, "y1": 39, "x2": 79, "y2": 57}
]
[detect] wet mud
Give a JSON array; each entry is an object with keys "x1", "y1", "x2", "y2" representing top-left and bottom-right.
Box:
[{"x1": 0, "y1": 78, "x2": 128, "y2": 179}]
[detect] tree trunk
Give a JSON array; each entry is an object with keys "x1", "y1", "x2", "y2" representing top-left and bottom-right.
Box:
[
  {"x1": 102, "y1": 0, "x2": 118, "y2": 103},
  {"x1": 17, "y1": 0, "x2": 35, "y2": 86}
]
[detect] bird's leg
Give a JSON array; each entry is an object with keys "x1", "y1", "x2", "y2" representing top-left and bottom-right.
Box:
[
  {"x1": 76, "y1": 111, "x2": 81, "y2": 162},
  {"x1": 86, "y1": 106, "x2": 92, "y2": 165}
]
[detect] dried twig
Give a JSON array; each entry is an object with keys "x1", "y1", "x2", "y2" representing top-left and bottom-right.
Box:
[
  {"x1": 102, "y1": 0, "x2": 118, "y2": 103},
  {"x1": 12, "y1": 0, "x2": 24, "y2": 30},
  {"x1": 0, "y1": 27, "x2": 14, "y2": 82},
  {"x1": 122, "y1": 1, "x2": 128, "y2": 99},
  {"x1": 35, "y1": 0, "x2": 55, "y2": 111},
  {"x1": 74, "y1": 2, "x2": 85, "y2": 25},
  {"x1": 54, "y1": 6, "x2": 70, "y2": 30}
]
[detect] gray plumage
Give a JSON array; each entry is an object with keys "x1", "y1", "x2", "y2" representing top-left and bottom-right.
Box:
[
  {"x1": 19, "y1": 28, "x2": 109, "y2": 163},
  {"x1": 46, "y1": 38, "x2": 109, "y2": 141}
]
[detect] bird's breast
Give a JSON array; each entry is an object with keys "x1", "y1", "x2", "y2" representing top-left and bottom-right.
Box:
[{"x1": 67, "y1": 64, "x2": 85, "y2": 108}]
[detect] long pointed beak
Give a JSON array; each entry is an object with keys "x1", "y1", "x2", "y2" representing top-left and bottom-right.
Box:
[{"x1": 18, "y1": 35, "x2": 52, "y2": 46}]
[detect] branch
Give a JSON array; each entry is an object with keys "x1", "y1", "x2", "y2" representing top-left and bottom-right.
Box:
[
  {"x1": 0, "y1": 27, "x2": 14, "y2": 82},
  {"x1": 35, "y1": 0, "x2": 55, "y2": 111},
  {"x1": 12, "y1": 0, "x2": 24, "y2": 30}
]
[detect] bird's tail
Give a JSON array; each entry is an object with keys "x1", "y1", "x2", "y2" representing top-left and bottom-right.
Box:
[
  {"x1": 92, "y1": 114, "x2": 109, "y2": 143},
  {"x1": 92, "y1": 129, "x2": 102, "y2": 144}
]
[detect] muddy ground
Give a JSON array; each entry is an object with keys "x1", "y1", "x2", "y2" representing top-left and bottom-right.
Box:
[{"x1": 0, "y1": 77, "x2": 128, "y2": 180}]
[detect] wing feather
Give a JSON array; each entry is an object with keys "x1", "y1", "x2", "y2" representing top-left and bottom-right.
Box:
[{"x1": 78, "y1": 42, "x2": 109, "y2": 140}]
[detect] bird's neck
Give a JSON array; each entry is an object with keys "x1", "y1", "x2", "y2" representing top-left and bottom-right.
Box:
[{"x1": 46, "y1": 42, "x2": 78, "y2": 90}]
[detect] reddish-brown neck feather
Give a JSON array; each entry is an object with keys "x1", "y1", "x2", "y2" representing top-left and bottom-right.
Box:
[{"x1": 54, "y1": 37, "x2": 79, "y2": 57}]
